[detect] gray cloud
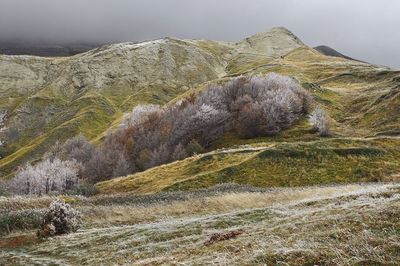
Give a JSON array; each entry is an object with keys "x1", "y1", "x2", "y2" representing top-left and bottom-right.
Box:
[{"x1": 0, "y1": 0, "x2": 399, "y2": 68}]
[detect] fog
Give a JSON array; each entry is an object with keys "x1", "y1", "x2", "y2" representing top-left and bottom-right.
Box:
[{"x1": 0, "y1": 0, "x2": 399, "y2": 67}]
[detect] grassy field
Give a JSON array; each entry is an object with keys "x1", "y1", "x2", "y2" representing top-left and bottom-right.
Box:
[{"x1": 1, "y1": 183, "x2": 399, "y2": 265}]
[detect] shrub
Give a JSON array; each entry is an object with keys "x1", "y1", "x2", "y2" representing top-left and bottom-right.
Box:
[
  {"x1": 37, "y1": 200, "x2": 82, "y2": 238},
  {"x1": 61, "y1": 134, "x2": 95, "y2": 163},
  {"x1": 0, "y1": 209, "x2": 45, "y2": 236},
  {"x1": 172, "y1": 143, "x2": 187, "y2": 161},
  {"x1": 121, "y1": 104, "x2": 161, "y2": 128},
  {"x1": 186, "y1": 139, "x2": 205, "y2": 155},
  {"x1": 7, "y1": 158, "x2": 80, "y2": 196},
  {"x1": 309, "y1": 107, "x2": 331, "y2": 137},
  {"x1": 0, "y1": 181, "x2": 8, "y2": 196},
  {"x1": 67, "y1": 182, "x2": 98, "y2": 196}
]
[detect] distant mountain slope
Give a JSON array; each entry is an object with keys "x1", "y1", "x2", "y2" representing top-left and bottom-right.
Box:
[
  {"x1": 0, "y1": 26, "x2": 399, "y2": 181},
  {"x1": 0, "y1": 42, "x2": 101, "y2": 57},
  {"x1": 314, "y1": 45, "x2": 357, "y2": 61}
]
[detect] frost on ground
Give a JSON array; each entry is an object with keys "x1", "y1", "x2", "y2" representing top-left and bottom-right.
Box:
[
  {"x1": 1, "y1": 183, "x2": 399, "y2": 265},
  {"x1": 0, "y1": 110, "x2": 6, "y2": 147}
]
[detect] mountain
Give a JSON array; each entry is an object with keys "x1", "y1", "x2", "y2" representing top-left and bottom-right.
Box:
[
  {"x1": 0, "y1": 42, "x2": 100, "y2": 57},
  {"x1": 0, "y1": 27, "x2": 399, "y2": 183},
  {"x1": 314, "y1": 45, "x2": 358, "y2": 61}
]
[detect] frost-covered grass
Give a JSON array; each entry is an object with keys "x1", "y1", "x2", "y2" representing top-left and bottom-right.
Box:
[{"x1": 1, "y1": 183, "x2": 399, "y2": 265}]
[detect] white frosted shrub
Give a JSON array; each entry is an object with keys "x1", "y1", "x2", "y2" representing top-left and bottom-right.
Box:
[
  {"x1": 37, "y1": 200, "x2": 82, "y2": 238},
  {"x1": 309, "y1": 107, "x2": 331, "y2": 137}
]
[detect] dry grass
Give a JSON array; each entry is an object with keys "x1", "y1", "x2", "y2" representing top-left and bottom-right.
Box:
[
  {"x1": 1, "y1": 183, "x2": 399, "y2": 265},
  {"x1": 83, "y1": 184, "x2": 391, "y2": 227}
]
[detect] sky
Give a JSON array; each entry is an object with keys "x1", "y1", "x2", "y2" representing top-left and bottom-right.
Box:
[{"x1": 0, "y1": 0, "x2": 399, "y2": 68}]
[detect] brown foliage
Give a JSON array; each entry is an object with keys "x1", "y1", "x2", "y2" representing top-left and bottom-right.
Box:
[{"x1": 204, "y1": 229, "x2": 245, "y2": 246}]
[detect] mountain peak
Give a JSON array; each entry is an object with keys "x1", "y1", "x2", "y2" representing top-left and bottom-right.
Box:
[{"x1": 237, "y1": 26, "x2": 305, "y2": 57}]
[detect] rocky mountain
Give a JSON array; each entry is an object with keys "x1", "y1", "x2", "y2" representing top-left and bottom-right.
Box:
[{"x1": 0, "y1": 26, "x2": 399, "y2": 182}]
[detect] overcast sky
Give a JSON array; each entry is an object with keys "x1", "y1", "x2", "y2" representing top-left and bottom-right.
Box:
[{"x1": 0, "y1": 0, "x2": 399, "y2": 68}]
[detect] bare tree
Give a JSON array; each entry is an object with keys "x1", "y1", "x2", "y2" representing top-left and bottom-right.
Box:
[
  {"x1": 121, "y1": 104, "x2": 161, "y2": 128},
  {"x1": 61, "y1": 134, "x2": 94, "y2": 163},
  {"x1": 172, "y1": 143, "x2": 187, "y2": 161},
  {"x1": 7, "y1": 158, "x2": 80, "y2": 196}
]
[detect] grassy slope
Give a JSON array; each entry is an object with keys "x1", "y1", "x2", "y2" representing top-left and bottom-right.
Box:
[
  {"x1": 2, "y1": 183, "x2": 399, "y2": 265},
  {"x1": 1, "y1": 29, "x2": 400, "y2": 265},
  {"x1": 97, "y1": 136, "x2": 400, "y2": 194}
]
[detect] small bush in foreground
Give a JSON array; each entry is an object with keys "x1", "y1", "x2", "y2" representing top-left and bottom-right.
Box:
[
  {"x1": 309, "y1": 107, "x2": 331, "y2": 137},
  {"x1": 37, "y1": 200, "x2": 82, "y2": 238}
]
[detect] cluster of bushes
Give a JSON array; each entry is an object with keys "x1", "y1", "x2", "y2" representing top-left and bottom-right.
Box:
[{"x1": 7, "y1": 73, "x2": 313, "y2": 195}]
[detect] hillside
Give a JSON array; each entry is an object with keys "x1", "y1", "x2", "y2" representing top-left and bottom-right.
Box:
[
  {"x1": 0, "y1": 38, "x2": 230, "y2": 177},
  {"x1": 1, "y1": 183, "x2": 399, "y2": 264},
  {"x1": 1, "y1": 27, "x2": 399, "y2": 181}
]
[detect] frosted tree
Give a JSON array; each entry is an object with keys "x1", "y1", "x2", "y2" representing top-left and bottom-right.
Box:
[
  {"x1": 121, "y1": 104, "x2": 161, "y2": 128},
  {"x1": 7, "y1": 158, "x2": 80, "y2": 195}
]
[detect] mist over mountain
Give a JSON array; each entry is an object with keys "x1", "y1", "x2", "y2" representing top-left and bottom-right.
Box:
[{"x1": 0, "y1": 42, "x2": 101, "y2": 57}]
